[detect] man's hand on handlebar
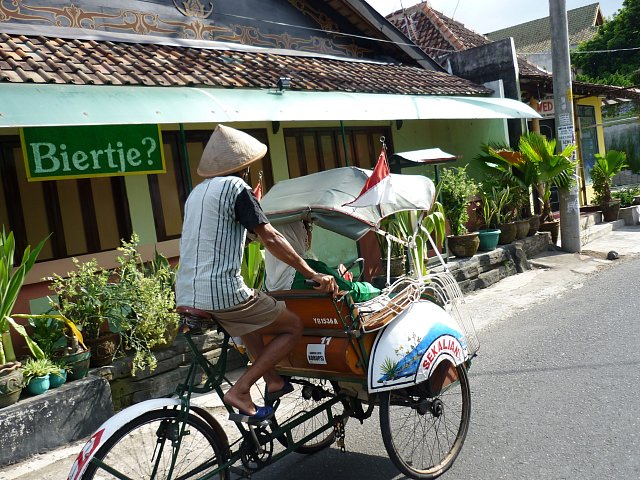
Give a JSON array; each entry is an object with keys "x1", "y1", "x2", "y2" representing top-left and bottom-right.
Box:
[{"x1": 307, "y1": 273, "x2": 339, "y2": 296}]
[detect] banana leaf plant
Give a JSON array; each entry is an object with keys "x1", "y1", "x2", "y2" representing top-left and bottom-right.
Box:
[
  {"x1": 241, "y1": 241, "x2": 266, "y2": 290},
  {"x1": 380, "y1": 200, "x2": 446, "y2": 278},
  {"x1": 0, "y1": 228, "x2": 49, "y2": 364}
]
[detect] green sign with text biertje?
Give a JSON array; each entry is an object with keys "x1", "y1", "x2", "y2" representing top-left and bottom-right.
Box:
[{"x1": 21, "y1": 124, "x2": 166, "y2": 181}]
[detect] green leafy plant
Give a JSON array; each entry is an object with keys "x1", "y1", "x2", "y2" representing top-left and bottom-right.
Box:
[
  {"x1": 477, "y1": 133, "x2": 578, "y2": 223},
  {"x1": 17, "y1": 314, "x2": 85, "y2": 358},
  {"x1": 378, "y1": 201, "x2": 445, "y2": 277},
  {"x1": 48, "y1": 234, "x2": 179, "y2": 374},
  {"x1": 612, "y1": 186, "x2": 640, "y2": 208},
  {"x1": 437, "y1": 166, "x2": 478, "y2": 235},
  {"x1": 380, "y1": 356, "x2": 401, "y2": 378},
  {"x1": 114, "y1": 235, "x2": 179, "y2": 375},
  {"x1": 1, "y1": 228, "x2": 49, "y2": 364},
  {"x1": 479, "y1": 184, "x2": 512, "y2": 229},
  {"x1": 48, "y1": 258, "x2": 121, "y2": 339},
  {"x1": 241, "y1": 242, "x2": 265, "y2": 290},
  {"x1": 518, "y1": 132, "x2": 577, "y2": 222},
  {"x1": 378, "y1": 215, "x2": 408, "y2": 258},
  {"x1": 590, "y1": 150, "x2": 628, "y2": 205},
  {"x1": 20, "y1": 357, "x2": 59, "y2": 385}
]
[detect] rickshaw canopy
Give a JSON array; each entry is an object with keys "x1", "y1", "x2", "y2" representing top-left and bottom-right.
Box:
[{"x1": 260, "y1": 167, "x2": 435, "y2": 240}]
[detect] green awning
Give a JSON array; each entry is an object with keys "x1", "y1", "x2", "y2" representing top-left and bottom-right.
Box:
[{"x1": 0, "y1": 83, "x2": 540, "y2": 128}]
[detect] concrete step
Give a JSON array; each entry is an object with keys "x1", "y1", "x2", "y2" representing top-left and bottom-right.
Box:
[
  {"x1": 580, "y1": 211, "x2": 602, "y2": 229},
  {"x1": 580, "y1": 219, "x2": 625, "y2": 246}
]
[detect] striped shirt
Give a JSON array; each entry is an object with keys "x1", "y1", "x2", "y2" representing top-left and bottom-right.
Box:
[{"x1": 176, "y1": 176, "x2": 265, "y2": 311}]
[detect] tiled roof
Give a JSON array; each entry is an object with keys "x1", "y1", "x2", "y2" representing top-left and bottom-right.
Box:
[
  {"x1": 486, "y1": 3, "x2": 602, "y2": 52},
  {"x1": 387, "y1": 4, "x2": 548, "y2": 78},
  {"x1": 0, "y1": 32, "x2": 490, "y2": 96}
]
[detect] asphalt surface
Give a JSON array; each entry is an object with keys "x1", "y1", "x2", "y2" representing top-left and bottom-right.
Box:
[{"x1": 2, "y1": 225, "x2": 640, "y2": 480}]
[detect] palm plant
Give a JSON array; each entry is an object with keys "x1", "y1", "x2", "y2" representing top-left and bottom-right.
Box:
[
  {"x1": 477, "y1": 142, "x2": 537, "y2": 220},
  {"x1": 477, "y1": 133, "x2": 577, "y2": 223},
  {"x1": 517, "y1": 132, "x2": 577, "y2": 222},
  {"x1": 590, "y1": 150, "x2": 628, "y2": 205}
]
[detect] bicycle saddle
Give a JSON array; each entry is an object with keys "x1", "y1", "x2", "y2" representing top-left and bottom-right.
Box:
[{"x1": 176, "y1": 306, "x2": 220, "y2": 334}]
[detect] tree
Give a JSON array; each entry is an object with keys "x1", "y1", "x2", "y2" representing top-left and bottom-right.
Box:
[{"x1": 572, "y1": 0, "x2": 640, "y2": 86}]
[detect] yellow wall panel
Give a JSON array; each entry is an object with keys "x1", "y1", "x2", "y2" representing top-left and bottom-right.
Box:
[
  {"x1": 14, "y1": 146, "x2": 54, "y2": 259},
  {"x1": 56, "y1": 179, "x2": 87, "y2": 256},
  {"x1": 158, "y1": 146, "x2": 183, "y2": 238},
  {"x1": 91, "y1": 177, "x2": 120, "y2": 250}
]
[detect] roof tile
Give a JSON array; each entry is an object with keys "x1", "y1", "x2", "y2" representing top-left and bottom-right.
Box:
[
  {"x1": 0, "y1": 32, "x2": 490, "y2": 96},
  {"x1": 388, "y1": 5, "x2": 550, "y2": 79},
  {"x1": 486, "y1": 3, "x2": 602, "y2": 50}
]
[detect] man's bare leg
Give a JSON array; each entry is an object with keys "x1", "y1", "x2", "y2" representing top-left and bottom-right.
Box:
[
  {"x1": 224, "y1": 308, "x2": 302, "y2": 415},
  {"x1": 241, "y1": 332, "x2": 288, "y2": 394}
]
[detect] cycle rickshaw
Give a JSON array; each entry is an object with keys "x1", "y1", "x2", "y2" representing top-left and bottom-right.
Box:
[{"x1": 68, "y1": 166, "x2": 479, "y2": 480}]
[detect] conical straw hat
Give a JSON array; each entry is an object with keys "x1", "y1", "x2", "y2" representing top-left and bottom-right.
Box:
[{"x1": 197, "y1": 125, "x2": 267, "y2": 178}]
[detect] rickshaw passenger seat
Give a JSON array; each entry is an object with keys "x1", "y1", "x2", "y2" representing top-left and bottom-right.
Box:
[{"x1": 269, "y1": 289, "x2": 356, "y2": 331}]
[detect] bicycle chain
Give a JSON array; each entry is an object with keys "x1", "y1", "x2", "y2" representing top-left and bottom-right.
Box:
[{"x1": 334, "y1": 420, "x2": 346, "y2": 452}]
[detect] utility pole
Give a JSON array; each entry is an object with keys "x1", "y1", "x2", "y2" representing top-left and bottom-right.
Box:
[{"x1": 549, "y1": 0, "x2": 581, "y2": 253}]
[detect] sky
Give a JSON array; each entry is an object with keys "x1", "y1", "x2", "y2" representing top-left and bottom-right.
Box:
[{"x1": 365, "y1": 0, "x2": 626, "y2": 34}]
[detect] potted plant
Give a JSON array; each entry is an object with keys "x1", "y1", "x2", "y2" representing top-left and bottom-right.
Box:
[
  {"x1": 1, "y1": 228, "x2": 48, "y2": 408},
  {"x1": 438, "y1": 166, "x2": 480, "y2": 258},
  {"x1": 49, "y1": 235, "x2": 179, "y2": 375},
  {"x1": 113, "y1": 235, "x2": 180, "y2": 375},
  {"x1": 378, "y1": 215, "x2": 410, "y2": 276},
  {"x1": 48, "y1": 258, "x2": 121, "y2": 367},
  {"x1": 477, "y1": 142, "x2": 538, "y2": 238},
  {"x1": 518, "y1": 132, "x2": 577, "y2": 244},
  {"x1": 18, "y1": 313, "x2": 89, "y2": 381},
  {"x1": 49, "y1": 360, "x2": 71, "y2": 388},
  {"x1": 477, "y1": 184, "x2": 506, "y2": 251},
  {"x1": 20, "y1": 357, "x2": 59, "y2": 395},
  {"x1": 590, "y1": 150, "x2": 628, "y2": 222}
]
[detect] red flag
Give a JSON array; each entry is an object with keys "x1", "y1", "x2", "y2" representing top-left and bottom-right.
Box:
[
  {"x1": 253, "y1": 181, "x2": 262, "y2": 201},
  {"x1": 253, "y1": 171, "x2": 263, "y2": 200},
  {"x1": 344, "y1": 147, "x2": 395, "y2": 207}
]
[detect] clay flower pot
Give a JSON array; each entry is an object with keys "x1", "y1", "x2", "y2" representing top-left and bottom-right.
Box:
[
  {"x1": 447, "y1": 232, "x2": 480, "y2": 258},
  {"x1": 0, "y1": 361, "x2": 23, "y2": 408}
]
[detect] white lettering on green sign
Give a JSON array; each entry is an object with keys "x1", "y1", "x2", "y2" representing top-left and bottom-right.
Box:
[{"x1": 21, "y1": 125, "x2": 164, "y2": 181}]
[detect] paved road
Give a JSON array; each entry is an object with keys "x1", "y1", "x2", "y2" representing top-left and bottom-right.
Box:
[{"x1": 251, "y1": 256, "x2": 640, "y2": 480}]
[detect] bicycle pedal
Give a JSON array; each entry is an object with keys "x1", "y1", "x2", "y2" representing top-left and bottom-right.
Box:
[{"x1": 228, "y1": 412, "x2": 272, "y2": 426}]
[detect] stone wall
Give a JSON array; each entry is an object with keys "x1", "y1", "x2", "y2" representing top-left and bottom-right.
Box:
[
  {"x1": 0, "y1": 376, "x2": 113, "y2": 466},
  {"x1": 432, "y1": 233, "x2": 552, "y2": 294},
  {"x1": 93, "y1": 332, "x2": 248, "y2": 411}
]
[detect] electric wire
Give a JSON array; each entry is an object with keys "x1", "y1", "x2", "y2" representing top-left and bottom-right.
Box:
[{"x1": 213, "y1": 9, "x2": 639, "y2": 57}]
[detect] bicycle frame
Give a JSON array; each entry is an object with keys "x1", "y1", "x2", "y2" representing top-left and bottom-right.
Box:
[{"x1": 69, "y1": 324, "x2": 358, "y2": 480}]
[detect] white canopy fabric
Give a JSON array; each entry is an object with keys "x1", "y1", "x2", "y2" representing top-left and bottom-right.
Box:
[
  {"x1": 0, "y1": 83, "x2": 541, "y2": 127},
  {"x1": 391, "y1": 148, "x2": 458, "y2": 164},
  {"x1": 260, "y1": 167, "x2": 436, "y2": 240}
]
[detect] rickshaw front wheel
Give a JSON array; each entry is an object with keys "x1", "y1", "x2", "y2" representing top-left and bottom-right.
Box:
[{"x1": 379, "y1": 363, "x2": 471, "y2": 479}]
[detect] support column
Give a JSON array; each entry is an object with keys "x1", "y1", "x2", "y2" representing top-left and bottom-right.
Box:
[{"x1": 550, "y1": 0, "x2": 581, "y2": 252}]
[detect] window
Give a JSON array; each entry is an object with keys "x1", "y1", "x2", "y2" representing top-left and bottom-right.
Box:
[
  {"x1": 577, "y1": 104, "x2": 599, "y2": 183},
  {"x1": 283, "y1": 126, "x2": 393, "y2": 178},
  {"x1": 0, "y1": 136, "x2": 131, "y2": 261}
]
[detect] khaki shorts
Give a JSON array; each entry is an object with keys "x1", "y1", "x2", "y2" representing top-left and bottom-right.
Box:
[{"x1": 211, "y1": 290, "x2": 286, "y2": 337}]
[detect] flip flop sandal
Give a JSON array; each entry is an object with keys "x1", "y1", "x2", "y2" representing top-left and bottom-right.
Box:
[
  {"x1": 265, "y1": 380, "x2": 294, "y2": 403},
  {"x1": 228, "y1": 404, "x2": 274, "y2": 424}
]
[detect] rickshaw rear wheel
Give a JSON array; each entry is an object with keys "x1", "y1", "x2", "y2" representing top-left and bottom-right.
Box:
[{"x1": 379, "y1": 363, "x2": 471, "y2": 479}]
